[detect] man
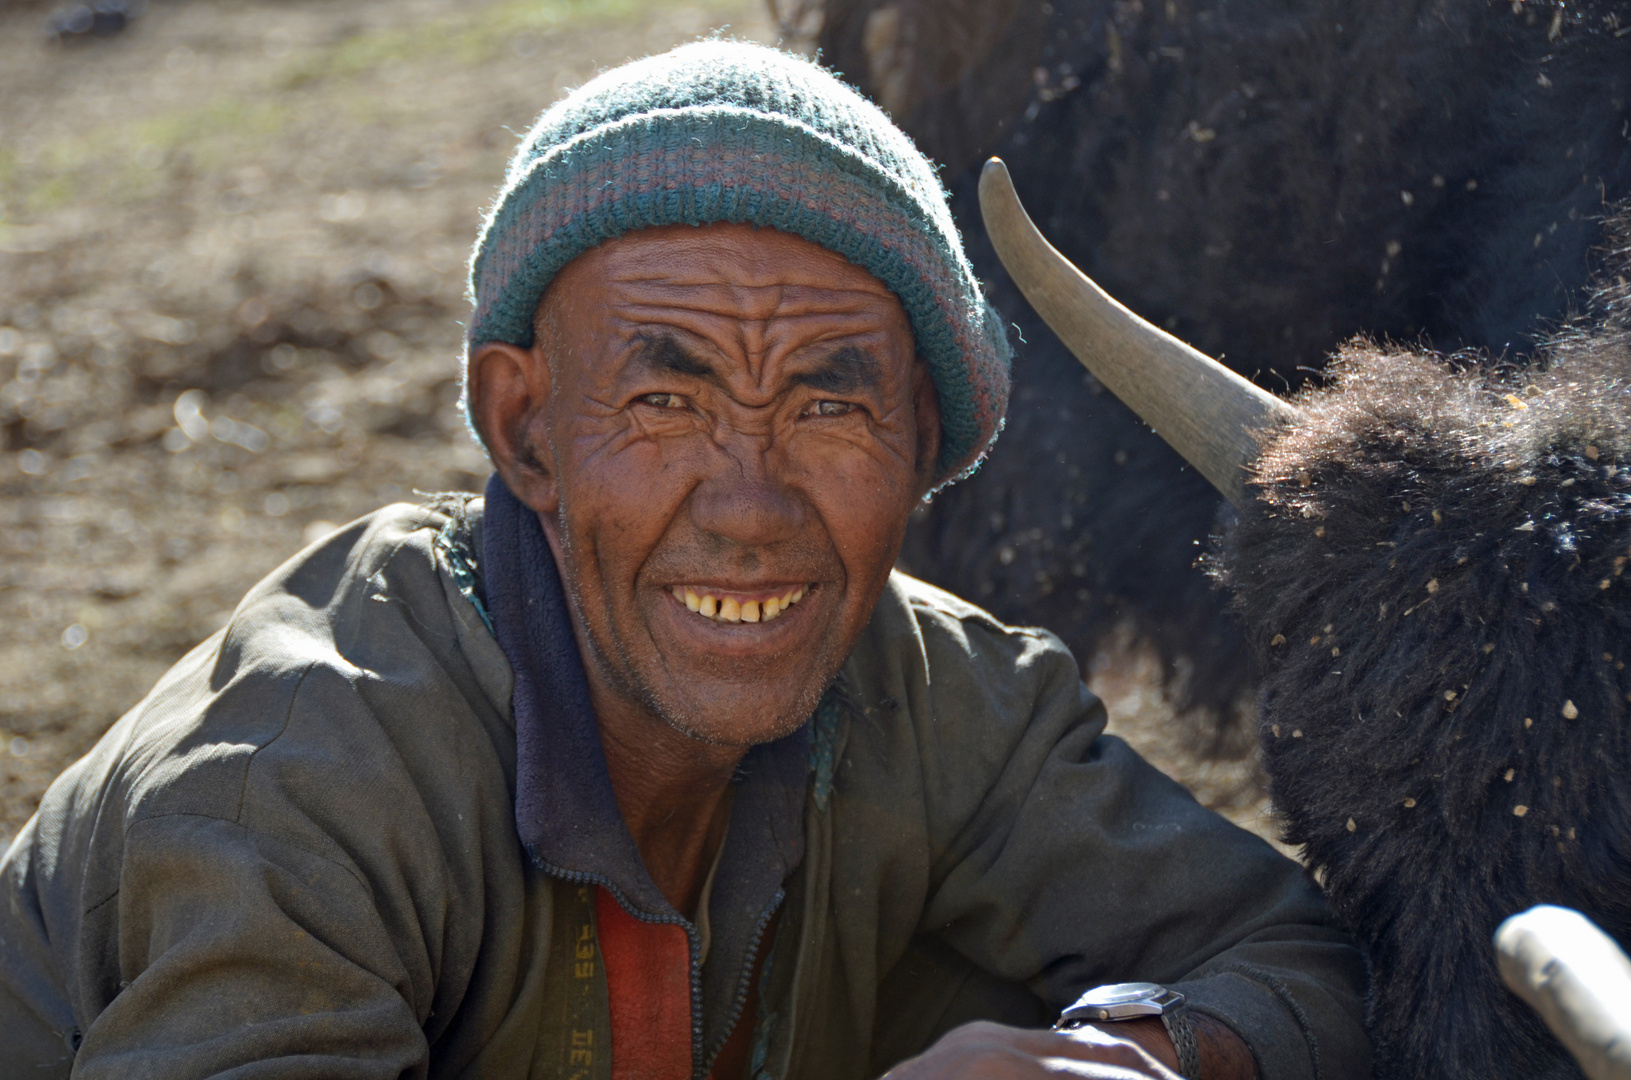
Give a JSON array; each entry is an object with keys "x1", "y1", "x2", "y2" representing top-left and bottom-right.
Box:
[{"x1": 0, "y1": 41, "x2": 1367, "y2": 1079}]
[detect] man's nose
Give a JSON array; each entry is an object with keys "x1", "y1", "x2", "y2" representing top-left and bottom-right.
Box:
[{"x1": 688, "y1": 457, "x2": 805, "y2": 549}]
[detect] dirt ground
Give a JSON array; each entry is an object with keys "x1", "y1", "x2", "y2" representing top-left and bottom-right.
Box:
[{"x1": 0, "y1": 0, "x2": 1279, "y2": 851}]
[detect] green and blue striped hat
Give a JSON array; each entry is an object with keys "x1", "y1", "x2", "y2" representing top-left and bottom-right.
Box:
[{"x1": 466, "y1": 39, "x2": 1010, "y2": 486}]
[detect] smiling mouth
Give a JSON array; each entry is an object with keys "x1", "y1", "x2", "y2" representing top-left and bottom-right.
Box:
[{"x1": 668, "y1": 584, "x2": 810, "y2": 624}]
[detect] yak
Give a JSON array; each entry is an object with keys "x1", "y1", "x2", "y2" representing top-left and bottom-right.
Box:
[
  {"x1": 977, "y1": 148, "x2": 1631, "y2": 1079},
  {"x1": 786, "y1": 0, "x2": 1631, "y2": 734},
  {"x1": 1212, "y1": 253, "x2": 1631, "y2": 1080}
]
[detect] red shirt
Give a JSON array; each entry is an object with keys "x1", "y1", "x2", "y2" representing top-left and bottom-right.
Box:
[{"x1": 596, "y1": 889, "x2": 764, "y2": 1080}]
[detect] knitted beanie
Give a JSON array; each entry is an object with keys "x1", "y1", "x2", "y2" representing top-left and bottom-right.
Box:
[{"x1": 465, "y1": 39, "x2": 1010, "y2": 486}]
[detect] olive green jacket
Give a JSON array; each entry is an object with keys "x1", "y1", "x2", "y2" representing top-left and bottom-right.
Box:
[{"x1": 0, "y1": 500, "x2": 1368, "y2": 1079}]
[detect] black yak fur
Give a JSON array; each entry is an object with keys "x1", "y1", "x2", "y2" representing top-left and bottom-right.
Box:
[
  {"x1": 1207, "y1": 223, "x2": 1631, "y2": 1077},
  {"x1": 796, "y1": 0, "x2": 1631, "y2": 733}
]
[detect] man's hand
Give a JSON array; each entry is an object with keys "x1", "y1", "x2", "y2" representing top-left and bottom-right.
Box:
[{"x1": 880, "y1": 1020, "x2": 1184, "y2": 1079}]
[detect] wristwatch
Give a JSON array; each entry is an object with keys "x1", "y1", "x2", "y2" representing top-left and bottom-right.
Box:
[
  {"x1": 1055, "y1": 983, "x2": 1199, "y2": 1079},
  {"x1": 1055, "y1": 982, "x2": 1185, "y2": 1027}
]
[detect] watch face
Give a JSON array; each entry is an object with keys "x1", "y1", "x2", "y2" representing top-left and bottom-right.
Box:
[{"x1": 1076, "y1": 982, "x2": 1166, "y2": 1006}]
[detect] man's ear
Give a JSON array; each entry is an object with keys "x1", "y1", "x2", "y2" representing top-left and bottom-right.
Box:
[
  {"x1": 467, "y1": 340, "x2": 560, "y2": 514},
  {"x1": 911, "y1": 359, "x2": 942, "y2": 499}
]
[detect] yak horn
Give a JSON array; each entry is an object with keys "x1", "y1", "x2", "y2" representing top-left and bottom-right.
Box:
[{"x1": 978, "y1": 157, "x2": 1302, "y2": 505}]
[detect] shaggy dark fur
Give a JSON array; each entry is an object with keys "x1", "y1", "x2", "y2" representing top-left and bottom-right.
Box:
[
  {"x1": 1208, "y1": 241, "x2": 1631, "y2": 1076},
  {"x1": 799, "y1": 0, "x2": 1631, "y2": 727}
]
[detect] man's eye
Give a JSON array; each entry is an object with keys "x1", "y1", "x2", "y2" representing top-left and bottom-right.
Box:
[
  {"x1": 640, "y1": 393, "x2": 686, "y2": 409},
  {"x1": 807, "y1": 400, "x2": 856, "y2": 417}
]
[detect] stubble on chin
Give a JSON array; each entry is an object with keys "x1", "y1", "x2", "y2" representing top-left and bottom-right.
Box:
[
  {"x1": 648, "y1": 672, "x2": 833, "y2": 748},
  {"x1": 608, "y1": 610, "x2": 840, "y2": 748},
  {"x1": 552, "y1": 563, "x2": 830, "y2": 753}
]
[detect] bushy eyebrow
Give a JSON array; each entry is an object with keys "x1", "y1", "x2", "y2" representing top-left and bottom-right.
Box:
[
  {"x1": 792, "y1": 345, "x2": 881, "y2": 394},
  {"x1": 633, "y1": 333, "x2": 716, "y2": 379},
  {"x1": 631, "y1": 335, "x2": 883, "y2": 395}
]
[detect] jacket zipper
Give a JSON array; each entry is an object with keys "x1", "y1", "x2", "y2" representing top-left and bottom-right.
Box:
[{"x1": 700, "y1": 890, "x2": 785, "y2": 1076}]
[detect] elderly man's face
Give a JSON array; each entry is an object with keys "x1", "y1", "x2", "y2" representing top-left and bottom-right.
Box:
[{"x1": 476, "y1": 224, "x2": 938, "y2": 748}]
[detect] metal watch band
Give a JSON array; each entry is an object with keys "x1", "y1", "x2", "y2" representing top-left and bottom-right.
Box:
[{"x1": 1162, "y1": 1009, "x2": 1202, "y2": 1080}]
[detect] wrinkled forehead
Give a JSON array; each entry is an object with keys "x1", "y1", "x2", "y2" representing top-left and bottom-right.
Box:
[{"x1": 536, "y1": 223, "x2": 918, "y2": 371}]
